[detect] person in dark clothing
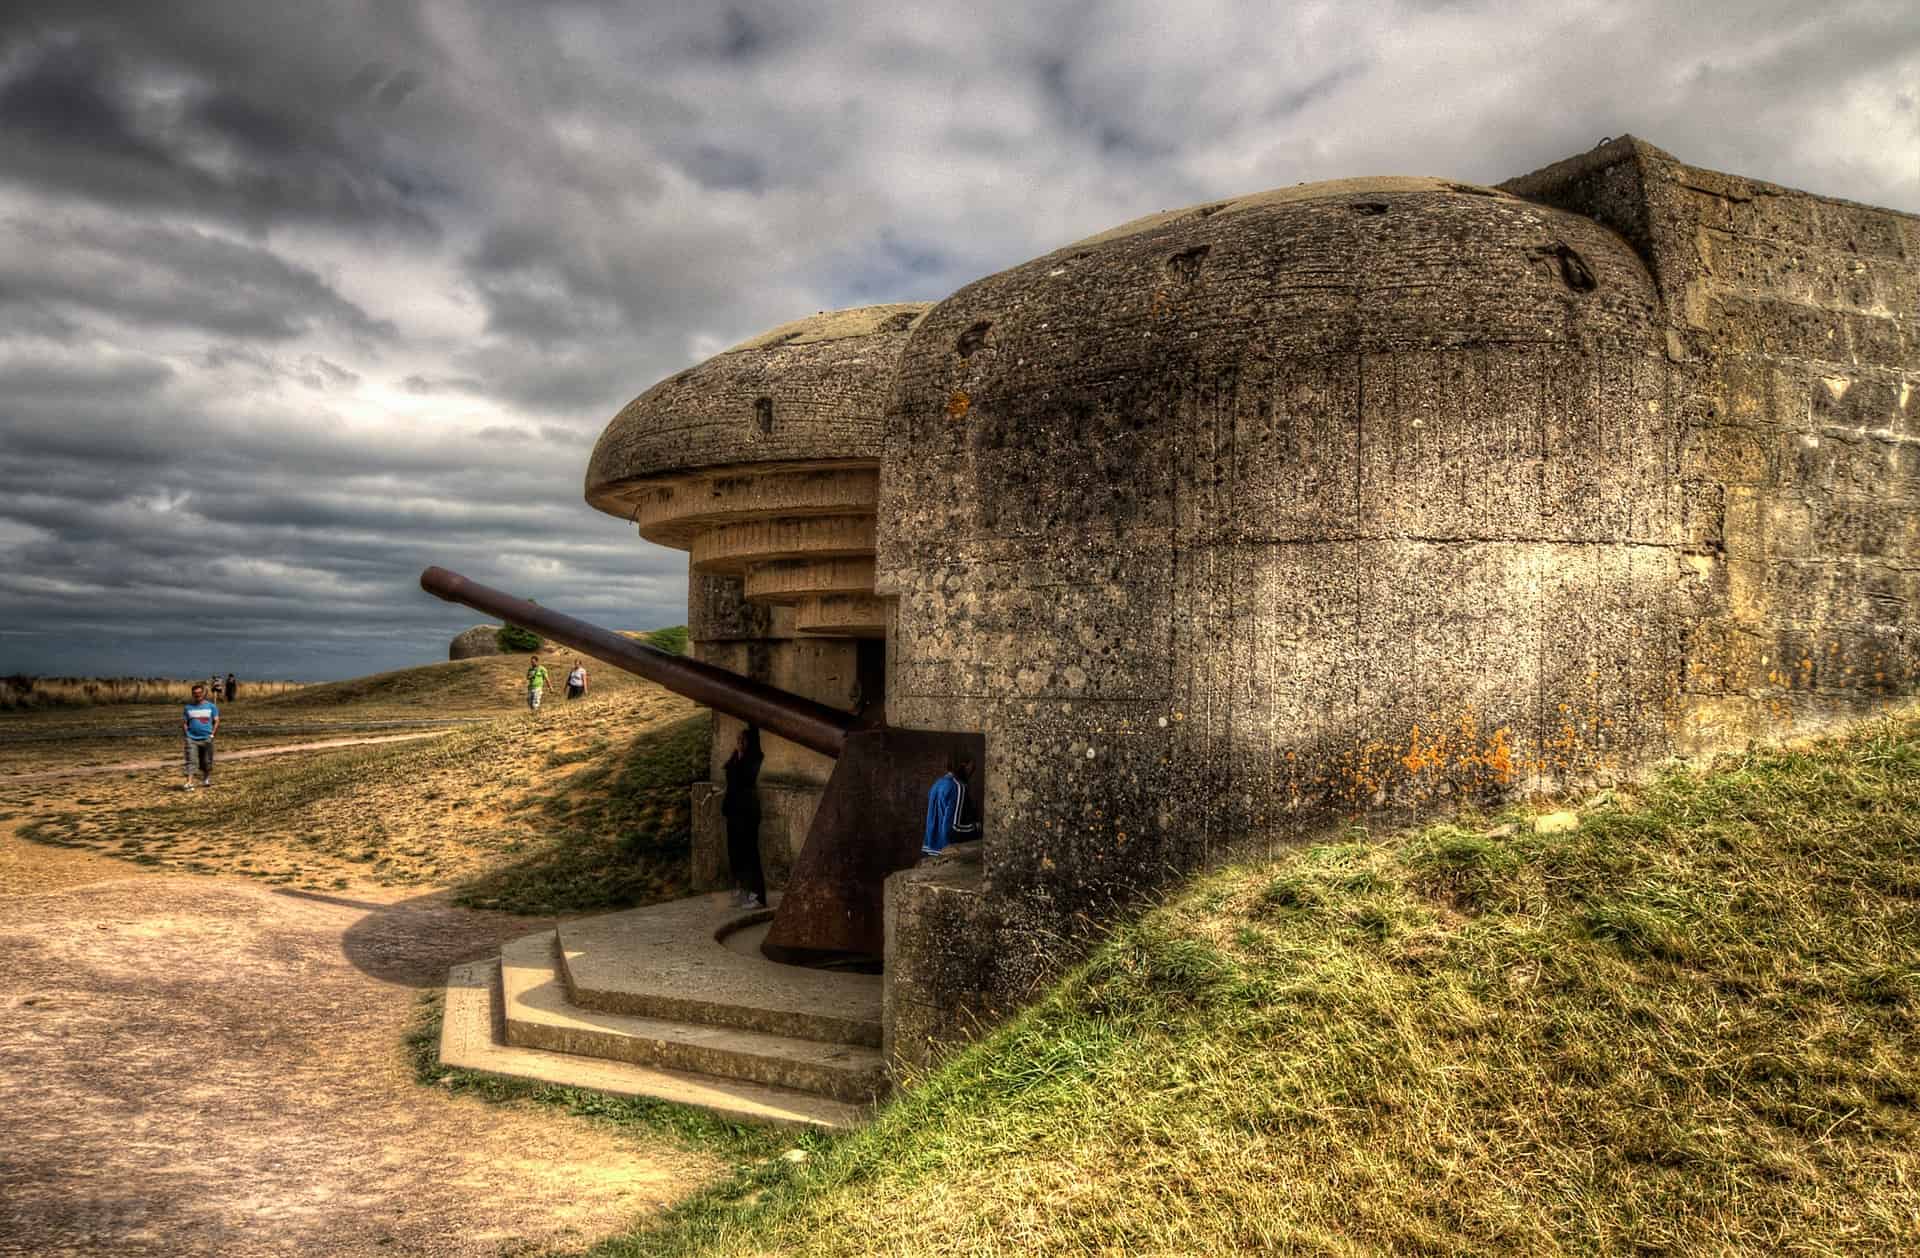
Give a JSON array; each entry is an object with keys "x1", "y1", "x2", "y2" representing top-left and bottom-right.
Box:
[
  {"x1": 224, "y1": 672, "x2": 238, "y2": 702},
  {"x1": 722, "y1": 725, "x2": 766, "y2": 909}
]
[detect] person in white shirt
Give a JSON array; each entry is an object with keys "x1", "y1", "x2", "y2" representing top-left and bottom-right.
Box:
[{"x1": 565, "y1": 661, "x2": 588, "y2": 701}]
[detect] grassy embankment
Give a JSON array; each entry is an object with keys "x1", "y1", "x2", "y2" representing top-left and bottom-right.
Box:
[
  {"x1": 7, "y1": 645, "x2": 712, "y2": 903},
  {"x1": 0, "y1": 628, "x2": 688, "y2": 734},
  {"x1": 593, "y1": 712, "x2": 1920, "y2": 1257},
  {"x1": 1, "y1": 675, "x2": 308, "y2": 711}
]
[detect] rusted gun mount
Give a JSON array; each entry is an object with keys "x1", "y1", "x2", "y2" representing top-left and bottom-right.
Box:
[{"x1": 420, "y1": 567, "x2": 982, "y2": 966}]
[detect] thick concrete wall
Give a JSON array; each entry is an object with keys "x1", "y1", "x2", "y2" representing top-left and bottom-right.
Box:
[
  {"x1": 877, "y1": 146, "x2": 1920, "y2": 1067},
  {"x1": 876, "y1": 179, "x2": 1694, "y2": 1051},
  {"x1": 1502, "y1": 138, "x2": 1919, "y2": 747}
]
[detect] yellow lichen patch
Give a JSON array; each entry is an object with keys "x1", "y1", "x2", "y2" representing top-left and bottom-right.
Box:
[{"x1": 946, "y1": 389, "x2": 971, "y2": 420}]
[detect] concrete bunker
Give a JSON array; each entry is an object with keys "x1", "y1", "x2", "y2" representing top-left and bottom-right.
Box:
[{"x1": 431, "y1": 137, "x2": 1918, "y2": 1115}]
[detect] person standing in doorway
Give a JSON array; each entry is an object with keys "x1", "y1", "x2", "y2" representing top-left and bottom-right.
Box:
[
  {"x1": 922, "y1": 752, "x2": 980, "y2": 856},
  {"x1": 723, "y1": 725, "x2": 766, "y2": 909},
  {"x1": 525, "y1": 654, "x2": 549, "y2": 712},
  {"x1": 182, "y1": 682, "x2": 219, "y2": 790},
  {"x1": 565, "y1": 659, "x2": 588, "y2": 701}
]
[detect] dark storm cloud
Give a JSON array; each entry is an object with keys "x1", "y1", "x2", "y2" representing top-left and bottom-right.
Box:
[
  {"x1": 0, "y1": 0, "x2": 1914, "y2": 680},
  {"x1": 0, "y1": 218, "x2": 392, "y2": 340},
  {"x1": 0, "y1": 25, "x2": 441, "y2": 238}
]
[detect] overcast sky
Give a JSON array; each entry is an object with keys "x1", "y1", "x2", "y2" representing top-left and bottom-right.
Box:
[{"x1": 1, "y1": 1, "x2": 1916, "y2": 681}]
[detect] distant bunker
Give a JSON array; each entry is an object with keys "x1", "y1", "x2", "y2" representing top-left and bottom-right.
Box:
[
  {"x1": 589, "y1": 138, "x2": 1919, "y2": 1067},
  {"x1": 448, "y1": 625, "x2": 504, "y2": 660}
]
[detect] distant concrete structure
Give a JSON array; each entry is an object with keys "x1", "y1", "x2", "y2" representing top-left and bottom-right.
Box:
[
  {"x1": 448, "y1": 625, "x2": 504, "y2": 660},
  {"x1": 584, "y1": 137, "x2": 1917, "y2": 1075}
]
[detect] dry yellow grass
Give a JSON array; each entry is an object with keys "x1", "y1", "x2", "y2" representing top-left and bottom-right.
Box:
[
  {"x1": 0, "y1": 675, "x2": 307, "y2": 711},
  {"x1": 3, "y1": 657, "x2": 702, "y2": 897}
]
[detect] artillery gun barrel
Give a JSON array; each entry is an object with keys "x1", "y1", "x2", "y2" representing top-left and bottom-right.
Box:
[{"x1": 419, "y1": 566, "x2": 855, "y2": 758}]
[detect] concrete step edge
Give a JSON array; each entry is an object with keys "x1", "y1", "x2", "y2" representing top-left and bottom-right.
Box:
[
  {"x1": 561, "y1": 954, "x2": 884, "y2": 1049},
  {"x1": 439, "y1": 960, "x2": 869, "y2": 1131},
  {"x1": 500, "y1": 936, "x2": 887, "y2": 1104}
]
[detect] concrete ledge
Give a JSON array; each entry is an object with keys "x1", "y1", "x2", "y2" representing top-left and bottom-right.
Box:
[
  {"x1": 501, "y1": 933, "x2": 886, "y2": 1104},
  {"x1": 438, "y1": 960, "x2": 869, "y2": 1131},
  {"x1": 557, "y1": 893, "x2": 882, "y2": 1048},
  {"x1": 884, "y1": 858, "x2": 994, "y2": 1072}
]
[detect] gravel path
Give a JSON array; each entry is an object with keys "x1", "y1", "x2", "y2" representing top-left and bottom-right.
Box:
[{"x1": 0, "y1": 832, "x2": 719, "y2": 1257}]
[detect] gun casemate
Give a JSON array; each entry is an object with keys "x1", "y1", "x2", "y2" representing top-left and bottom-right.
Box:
[{"x1": 421, "y1": 564, "x2": 981, "y2": 966}]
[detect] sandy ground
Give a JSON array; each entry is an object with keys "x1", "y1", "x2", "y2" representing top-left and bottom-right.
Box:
[{"x1": 0, "y1": 827, "x2": 721, "y2": 1257}]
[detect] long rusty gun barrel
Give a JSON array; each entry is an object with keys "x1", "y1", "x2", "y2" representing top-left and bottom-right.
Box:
[{"x1": 419, "y1": 566, "x2": 855, "y2": 758}]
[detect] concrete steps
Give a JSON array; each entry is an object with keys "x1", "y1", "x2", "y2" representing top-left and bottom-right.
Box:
[
  {"x1": 501, "y1": 932, "x2": 886, "y2": 1104},
  {"x1": 439, "y1": 959, "x2": 867, "y2": 1130},
  {"x1": 434, "y1": 893, "x2": 888, "y2": 1129},
  {"x1": 557, "y1": 900, "x2": 883, "y2": 1048}
]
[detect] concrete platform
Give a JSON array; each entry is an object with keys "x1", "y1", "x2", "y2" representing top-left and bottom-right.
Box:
[
  {"x1": 439, "y1": 960, "x2": 868, "y2": 1131},
  {"x1": 557, "y1": 892, "x2": 883, "y2": 1048},
  {"x1": 501, "y1": 932, "x2": 886, "y2": 1103}
]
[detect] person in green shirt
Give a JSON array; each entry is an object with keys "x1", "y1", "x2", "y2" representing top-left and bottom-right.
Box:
[{"x1": 525, "y1": 654, "x2": 550, "y2": 712}]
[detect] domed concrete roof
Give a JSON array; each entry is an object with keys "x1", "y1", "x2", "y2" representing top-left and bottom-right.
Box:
[
  {"x1": 586, "y1": 302, "x2": 930, "y2": 518},
  {"x1": 890, "y1": 179, "x2": 1659, "y2": 398},
  {"x1": 588, "y1": 303, "x2": 929, "y2": 640},
  {"x1": 447, "y1": 625, "x2": 502, "y2": 660},
  {"x1": 878, "y1": 178, "x2": 1663, "y2": 561}
]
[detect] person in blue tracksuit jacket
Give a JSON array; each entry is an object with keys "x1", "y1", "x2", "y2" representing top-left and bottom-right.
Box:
[{"x1": 922, "y1": 752, "x2": 980, "y2": 856}]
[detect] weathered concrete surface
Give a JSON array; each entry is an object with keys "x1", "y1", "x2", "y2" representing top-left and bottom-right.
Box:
[
  {"x1": 447, "y1": 624, "x2": 502, "y2": 660},
  {"x1": 442, "y1": 960, "x2": 866, "y2": 1130},
  {"x1": 502, "y1": 932, "x2": 885, "y2": 1102},
  {"x1": 585, "y1": 303, "x2": 926, "y2": 511},
  {"x1": 554, "y1": 893, "x2": 881, "y2": 1046},
  {"x1": 579, "y1": 143, "x2": 1919, "y2": 1075},
  {"x1": 882, "y1": 851, "x2": 991, "y2": 1071},
  {"x1": 1502, "y1": 136, "x2": 1919, "y2": 751},
  {"x1": 878, "y1": 176, "x2": 1684, "y2": 1020},
  {"x1": 0, "y1": 868, "x2": 717, "y2": 1258}
]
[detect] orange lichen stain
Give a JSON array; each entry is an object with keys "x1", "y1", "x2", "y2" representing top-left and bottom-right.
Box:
[
  {"x1": 1484, "y1": 728, "x2": 1514, "y2": 783},
  {"x1": 1400, "y1": 724, "x2": 1446, "y2": 776},
  {"x1": 946, "y1": 389, "x2": 971, "y2": 420},
  {"x1": 1325, "y1": 710, "x2": 1519, "y2": 809}
]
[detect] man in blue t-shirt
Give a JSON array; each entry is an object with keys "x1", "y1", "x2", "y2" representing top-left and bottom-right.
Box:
[{"x1": 182, "y1": 682, "x2": 219, "y2": 789}]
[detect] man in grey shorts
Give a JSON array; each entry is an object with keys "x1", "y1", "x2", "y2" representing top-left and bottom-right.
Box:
[{"x1": 182, "y1": 682, "x2": 219, "y2": 789}]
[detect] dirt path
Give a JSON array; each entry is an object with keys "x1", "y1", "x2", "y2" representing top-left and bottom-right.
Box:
[
  {"x1": 0, "y1": 838, "x2": 721, "y2": 1257},
  {"x1": 10, "y1": 731, "x2": 452, "y2": 782}
]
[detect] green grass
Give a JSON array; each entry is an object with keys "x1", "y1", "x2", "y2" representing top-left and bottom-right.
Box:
[
  {"x1": 638, "y1": 625, "x2": 690, "y2": 656},
  {"x1": 600, "y1": 714, "x2": 1920, "y2": 1256},
  {"x1": 406, "y1": 989, "x2": 799, "y2": 1164},
  {"x1": 454, "y1": 713, "x2": 711, "y2": 915}
]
